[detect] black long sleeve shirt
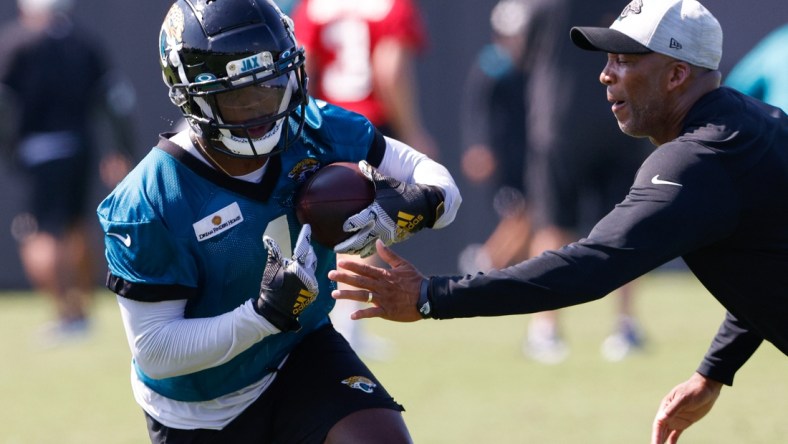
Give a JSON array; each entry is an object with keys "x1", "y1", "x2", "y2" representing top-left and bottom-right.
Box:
[{"x1": 428, "y1": 87, "x2": 788, "y2": 385}]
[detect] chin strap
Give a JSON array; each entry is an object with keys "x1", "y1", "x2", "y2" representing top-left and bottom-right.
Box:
[{"x1": 189, "y1": 131, "x2": 237, "y2": 177}]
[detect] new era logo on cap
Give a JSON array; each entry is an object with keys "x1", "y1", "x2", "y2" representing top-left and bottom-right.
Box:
[{"x1": 570, "y1": 0, "x2": 722, "y2": 70}]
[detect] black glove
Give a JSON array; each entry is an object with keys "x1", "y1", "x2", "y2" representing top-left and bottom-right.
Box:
[
  {"x1": 334, "y1": 160, "x2": 445, "y2": 257},
  {"x1": 255, "y1": 224, "x2": 318, "y2": 332}
]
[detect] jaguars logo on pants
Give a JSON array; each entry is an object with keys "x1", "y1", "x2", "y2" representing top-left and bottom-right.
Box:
[{"x1": 341, "y1": 376, "x2": 376, "y2": 394}]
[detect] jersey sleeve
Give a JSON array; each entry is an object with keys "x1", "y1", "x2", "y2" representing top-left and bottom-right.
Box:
[
  {"x1": 101, "y1": 218, "x2": 199, "y2": 299},
  {"x1": 302, "y1": 98, "x2": 385, "y2": 163},
  {"x1": 98, "y1": 182, "x2": 199, "y2": 302},
  {"x1": 428, "y1": 141, "x2": 740, "y2": 318}
]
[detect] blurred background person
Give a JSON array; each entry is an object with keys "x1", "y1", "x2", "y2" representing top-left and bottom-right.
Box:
[
  {"x1": 457, "y1": 0, "x2": 544, "y2": 275},
  {"x1": 724, "y1": 22, "x2": 788, "y2": 112},
  {"x1": 292, "y1": 0, "x2": 437, "y2": 159},
  {"x1": 0, "y1": 0, "x2": 135, "y2": 346},
  {"x1": 522, "y1": 0, "x2": 652, "y2": 363},
  {"x1": 292, "y1": 0, "x2": 437, "y2": 360},
  {"x1": 457, "y1": 0, "x2": 651, "y2": 364}
]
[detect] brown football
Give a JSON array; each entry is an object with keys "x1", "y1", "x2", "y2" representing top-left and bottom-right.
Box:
[{"x1": 295, "y1": 162, "x2": 375, "y2": 248}]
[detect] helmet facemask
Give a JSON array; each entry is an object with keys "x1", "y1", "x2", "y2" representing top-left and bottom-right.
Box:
[
  {"x1": 160, "y1": 0, "x2": 308, "y2": 159},
  {"x1": 169, "y1": 49, "x2": 307, "y2": 158}
]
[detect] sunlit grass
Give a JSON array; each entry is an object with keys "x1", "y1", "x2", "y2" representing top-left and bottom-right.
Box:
[{"x1": 0, "y1": 272, "x2": 784, "y2": 443}]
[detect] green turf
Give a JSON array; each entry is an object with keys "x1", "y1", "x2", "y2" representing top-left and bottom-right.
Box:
[{"x1": 0, "y1": 272, "x2": 785, "y2": 443}]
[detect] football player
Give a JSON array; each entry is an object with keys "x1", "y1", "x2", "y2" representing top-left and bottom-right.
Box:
[{"x1": 97, "y1": 0, "x2": 460, "y2": 442}]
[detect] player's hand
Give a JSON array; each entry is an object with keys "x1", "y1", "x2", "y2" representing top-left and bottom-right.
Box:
[
  {"x1": 334, "y1": 160, "x2": 445, "y2": 257},
  {"x1": 651, "y1": 372, "x2": 723, "y2": 444},
  {"x1": 329, "y1": 240, "x2": 425, "y2": 322},
  {"x1": 255, "y1": 224, "x2": 318, "y2": 332}
]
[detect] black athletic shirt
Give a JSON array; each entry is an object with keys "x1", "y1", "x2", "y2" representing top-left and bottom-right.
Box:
[
  {"x1": 0, "y1": 16, "x2": 109, "y2": 137},
  {"x1": 427, "y1": 87, "x2": 788, "y2": 385}
]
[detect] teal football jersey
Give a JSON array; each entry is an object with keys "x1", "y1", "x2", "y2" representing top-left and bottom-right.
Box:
[{"x1": 98, "y1": 99, "x2": 386, "y2": 401}]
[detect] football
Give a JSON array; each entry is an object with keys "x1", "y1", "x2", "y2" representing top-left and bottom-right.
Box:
[{"x1": 295, "y1": 162, "x2": 375, "y2": 248}]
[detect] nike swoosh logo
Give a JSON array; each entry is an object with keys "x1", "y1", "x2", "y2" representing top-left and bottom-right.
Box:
[
  {"x1": 651, "y1": 175, "x2": 683, "y2": 187},
  {"x1": 107, "y1": 232, "x2": 132, "y2": 247}
]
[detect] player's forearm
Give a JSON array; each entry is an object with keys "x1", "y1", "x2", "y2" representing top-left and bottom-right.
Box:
[
  {"x1": 378, "y1": 136, "x2": 461, "y2": 228},
  {"x1": 117, "y1": 297, "x2": 279, "y2": 379}
]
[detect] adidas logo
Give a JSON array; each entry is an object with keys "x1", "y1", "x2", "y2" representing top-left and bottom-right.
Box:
[
  {"x1": 669, "y1": 38, "x2": 682, "y2": 50},
  {"x1": 396, "y1": 211, "x2": 424, "y2": 235},
  {"x1": 291, "y1": 288, "x2": 316, "y2": 315}
]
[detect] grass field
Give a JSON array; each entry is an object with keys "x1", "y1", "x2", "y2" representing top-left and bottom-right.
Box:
[{"x1": 0, "y1": 271, "x2": 785, "y2": 443}]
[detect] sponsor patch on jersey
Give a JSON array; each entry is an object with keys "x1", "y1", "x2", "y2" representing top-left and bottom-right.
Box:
[
  {"x1": 341, "y1": 376, "x2": 377, "y2": 394},
  {"x1": 193, "y1": 202, "x2": 244, "y2": 242},
  {"x1": 288, "y1": 158, "x2": 321, "y2": 183}
]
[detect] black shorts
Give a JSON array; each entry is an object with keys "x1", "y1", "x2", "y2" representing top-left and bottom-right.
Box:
[
  {"x1": 144, "y1": 324, "x2": 404, "y2": 444},
  {"x1": 26, "y1": 152, "x2": 91, "y2": 236},
  {"x1": 528, "y1": 133, "x2": 650, "y2": 235}
]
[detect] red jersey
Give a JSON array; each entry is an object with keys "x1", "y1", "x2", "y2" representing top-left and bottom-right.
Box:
[{"x1": 292, "y1": 0, "x2": 427, "y2": 126}]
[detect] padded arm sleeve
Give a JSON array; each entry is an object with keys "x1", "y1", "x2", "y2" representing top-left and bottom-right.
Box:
[
  {"x1": 117, "y1": 297, "x2": 279, "y2": 379},
  {"x1": 378, "y1": 135, "x2": 461, "y2": 228}
]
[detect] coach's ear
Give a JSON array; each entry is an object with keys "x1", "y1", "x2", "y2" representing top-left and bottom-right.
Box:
[{"x1": 666, "y1": 60, "x2": 692, "y2": 91}]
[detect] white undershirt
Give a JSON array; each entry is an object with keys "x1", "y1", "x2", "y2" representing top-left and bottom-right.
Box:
[
  {"x1": 119, "y1": 298, "x2": 281, "y2": 429},
  {"x1": 119, "y1": 130, "x2": 461, "y2": 429}
]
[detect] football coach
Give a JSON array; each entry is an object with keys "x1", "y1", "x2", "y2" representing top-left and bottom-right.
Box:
[{"x1": 328, "y1": 1, "x2": 788, "y2": 443}]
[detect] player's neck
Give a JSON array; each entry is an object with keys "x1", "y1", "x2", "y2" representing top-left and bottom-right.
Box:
[{"x1": 190, "y1": 133, "x2": 268, "y2": 177}]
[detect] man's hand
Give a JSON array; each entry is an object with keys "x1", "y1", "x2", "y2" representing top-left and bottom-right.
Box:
[
  {"x1": 334, "y1": 160, "x2": 444, "y2": 258},
  {"x1": 329, "y1": 240, "x2": 425, "y2": 322},
  {"x1": 255, "y1": 224, "x2": 318, "y2": 332},
  {"x1": 651, "y1": 372, "x2": 723, "y2": 444}
]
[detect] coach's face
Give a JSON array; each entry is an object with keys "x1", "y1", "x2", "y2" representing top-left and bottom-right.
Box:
[{"x1": 599, "y1": 52, "x2": 676, "y2": 141}]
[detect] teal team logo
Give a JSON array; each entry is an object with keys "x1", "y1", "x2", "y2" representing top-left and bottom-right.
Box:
[{"x1": 341, "y1": 376, "x2": 376, "y2": 394}]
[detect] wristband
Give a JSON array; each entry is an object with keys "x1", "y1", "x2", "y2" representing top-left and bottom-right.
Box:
[
  {"x1": 416, "y1": 278, "x2": 433, "y2": 319},
  {"x1": 421, "y1": 185, "x2": 446, "y2": 228},
  {"x1": 254, "y1": 297, "x2": 300, "y2": 332}
]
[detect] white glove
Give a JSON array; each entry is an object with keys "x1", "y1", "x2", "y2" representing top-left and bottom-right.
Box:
[
  {"x1": 334, "y1": 160, "x2": 445, "y2": 258},
  {"x1": 255, "y1": 224, "x2": 318, "y2": 331}
]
